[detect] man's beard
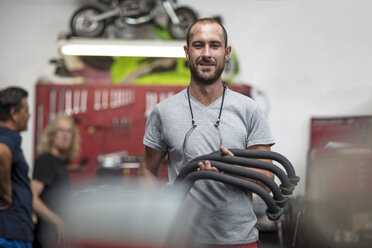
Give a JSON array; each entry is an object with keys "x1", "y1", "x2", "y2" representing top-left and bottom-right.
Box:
[{"x1": 189, "y1": 61, "x2": 225, "y2": 85}]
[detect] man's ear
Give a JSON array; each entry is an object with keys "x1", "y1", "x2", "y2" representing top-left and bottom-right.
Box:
[
  {"x1": 184, "y1": 45, "x2": 189, "y2": 60},
  {"x1": 9, "y1": 107, "x2": 17, "y2": 122},
  {"x1": 225, "y1": 45, "x2": 232, "y2": 60}
]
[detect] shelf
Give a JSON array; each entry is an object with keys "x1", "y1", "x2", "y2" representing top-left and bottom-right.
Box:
[{"x1": 58, "y1": 37, "x2": 186, "y2": 58}]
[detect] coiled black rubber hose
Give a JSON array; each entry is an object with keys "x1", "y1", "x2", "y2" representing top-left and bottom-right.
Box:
[
  {"x1": 228, "y1": 149, "x2": 299, "y2": 185},
  {"x1": 178, "y1": 170, "x2": 282, "y2": 221},
  {"x1": 189, "y1": 154, "x2": 295, "y2": 195},
  {"x1": 172, "y1": 149, "x2": 299, "y2": 220},
  {"x1": 174, "y1": 160, "x2": 288, "y2": 207}
]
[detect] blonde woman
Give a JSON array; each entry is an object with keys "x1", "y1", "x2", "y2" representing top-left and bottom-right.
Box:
[{"x1": 31, "y1": 115, "x2": 80, "y2": 248}]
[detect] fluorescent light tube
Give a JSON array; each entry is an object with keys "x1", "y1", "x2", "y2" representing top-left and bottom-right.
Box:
[{"x1": 59, "y1": 38, "x2": 186, "y2": 58}]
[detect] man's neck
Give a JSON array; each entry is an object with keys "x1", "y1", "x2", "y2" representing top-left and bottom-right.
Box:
[
  {"x1": 0, "y1": 121, "x2": 17, "y2": 131},
  {"x1": 189, "y1": 80, "x2": 225, "y2": 106}
]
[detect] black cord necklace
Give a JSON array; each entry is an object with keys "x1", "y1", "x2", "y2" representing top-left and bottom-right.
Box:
[
  {"x1": 183, "y1": 85, "x2": 226, "y2": 152},
  {"x1": 186, "y1": 85, "x2": 226, "y2": 127}
]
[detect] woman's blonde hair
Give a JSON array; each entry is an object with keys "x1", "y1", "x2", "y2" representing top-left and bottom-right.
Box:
[{"x1": 37, "y1": 115, "x2": 81, "y2": 159}]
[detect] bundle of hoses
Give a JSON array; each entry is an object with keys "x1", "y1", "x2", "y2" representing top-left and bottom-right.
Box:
[{"x1": 172, "y1": 149, "x2": 300, "y2": 221}]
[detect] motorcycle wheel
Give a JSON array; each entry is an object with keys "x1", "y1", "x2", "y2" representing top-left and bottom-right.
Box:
[
  {"x1": 70, "y1": 6, "x2": 106, "y2": 37},
  {"x1": 168, "y1": 7, "x2": 198, "y2": 40}
]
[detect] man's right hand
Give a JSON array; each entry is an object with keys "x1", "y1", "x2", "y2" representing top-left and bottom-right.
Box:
[{"x1": 197, "y1": 145, "x2": 234, "y2": 172}]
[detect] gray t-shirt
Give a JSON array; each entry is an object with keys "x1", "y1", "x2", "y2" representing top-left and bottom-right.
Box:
[{"x1": 144, "y1": 87, "x2": 275, "y2": 245}]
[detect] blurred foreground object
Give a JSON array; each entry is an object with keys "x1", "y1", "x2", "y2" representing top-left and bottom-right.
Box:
[
  {"x1": 281, "y1": 116, "x2": 372, "y2": 248},
  {"x1": 63, "y1": 148, "x2": 299, "y2": 248},
  {"x1": 64, "y1": 181, "x2": 197, "y2": 248}
]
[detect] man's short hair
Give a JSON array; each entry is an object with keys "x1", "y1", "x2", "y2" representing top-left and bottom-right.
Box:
[
  {"x1": 0, "y1": 87, "x2": 28, "y2": 121},
  {"x1": 186, "y1": 17, "x2": 228, "y2": 48}
]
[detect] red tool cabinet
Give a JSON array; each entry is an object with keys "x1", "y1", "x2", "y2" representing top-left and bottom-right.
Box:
[
  {"x1": 34, "y1": 82, "x2": 252, "y2": 185},
  {"x1": 307, "y1": 116, "x2": 372, "y2": 198}
]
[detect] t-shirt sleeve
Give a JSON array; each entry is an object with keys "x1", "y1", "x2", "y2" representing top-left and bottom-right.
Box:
[
  {"x1": 246, "y1": 105, "x2": 275, "y2": 148},
  {"x1": 33, "y1": 155, "x2": 56, "y2": 186},
  {"x1": 143, "y1": 106, "x2": 168, "y2": 152}
]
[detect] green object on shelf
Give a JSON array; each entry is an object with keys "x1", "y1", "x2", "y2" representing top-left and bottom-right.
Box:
[
  {"x1": 111, "y1": 56, "x2": 190, "y2": 85},
  {"x1": 110, "y1": 51, "x2": 240, "y2": 86}
]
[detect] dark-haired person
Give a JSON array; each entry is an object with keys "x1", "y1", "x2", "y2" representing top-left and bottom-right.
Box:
[
  {"x1": 138, "y1": 18, "x2": 275, "y2": 247},
  {"x1": 0, "y1": 87, "x2": 33, "y2": 248}
]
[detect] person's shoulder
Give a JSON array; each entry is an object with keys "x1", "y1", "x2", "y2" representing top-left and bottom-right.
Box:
[
  {"x1": 157, "y1": 88, "x2": 187, "y2": 110},
  {"x1": 226, "y1": 87, "x2": 257, "y2": 106},
  {"x1": 35, "y1": 152, "x2": 56, "y2": 164},
  {"x1": 0, "y1": 142, "x2": 11, "y2": 158},
  {"x1": 37, "y1": 152, "x2": 52, "y2": 159},
  {"x1": 0, "y1": 127, "x2": 20, "y2": 153},
  {"x1": 34, "y1": 153, "x2": 61, "y2": 173}
]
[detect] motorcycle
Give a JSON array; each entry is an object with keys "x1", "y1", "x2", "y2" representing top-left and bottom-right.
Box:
[{"x1": 69, "y1": 0, "x2": 198, "y2": 39}]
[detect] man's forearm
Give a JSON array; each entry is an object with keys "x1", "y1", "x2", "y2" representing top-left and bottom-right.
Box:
[
  {"x1": 138, "y1": 166, "x2": 158, "y2": 185},
  {"x1": 245, "y1": 158, "x2": 274, "y2": 192}
]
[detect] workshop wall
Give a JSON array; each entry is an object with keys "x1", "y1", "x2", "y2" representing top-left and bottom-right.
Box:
[{"x1": 1, "y1": 0, "x2": 371, "y2": 194}]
